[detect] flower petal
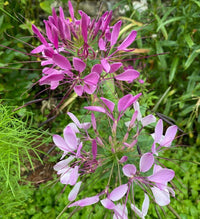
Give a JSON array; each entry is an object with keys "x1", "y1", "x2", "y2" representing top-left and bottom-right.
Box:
[
  {"x1": 118, "y1": 30, "x2": 137, "y2": 50},
  {"x1": 111, "y1": 20, "x2": 122, "y2": 46},
  {"x1": 109, "y1": 184, "x2": 128, "y2": 201},
  {"x1": 68, "y1": 181, "x2": 82, "y2": 201},
  {"x1": 73, "y1": 57, "x2": 86, "y2": 73},
  {"x1": 122, "y1": 164, "x2": 136, "y2": 177},
  {"x1": 140, "y1": 152, "x2": 154, "y2": 172},
  {"x1": 84, "y1": 72, "x2": 100, "y2": 85},
  {"x1": 115, "y1": 69, "x2": 140, "y2": 82},
  {"x1": 100, "y1": 198, "x2": 115, "y2": 209},
  {"x1": 151, "y1": 187, "x2": 170, "y2": 206},
  {"x1": 53, "y1": 135, "x2": 70, "y2": 152},
  {"x1": 63, "y1": 126, "x2": 78, "y2": 151},
  {"x1": 74, "y1": 85, "x2": 83, "y2": 96},
  {"x1": 101, "y1": 58, "x2": 110, "y2": 73},
  {"x1": 100, "y1": 97, "x2": 115, "y2": 112},
  {"x1": 141, "y1": 114, "x2": 156, "y2": 127},
  {"x1": 160, "y1": 125, "x2": 178, "y2": 147},
  {"x1": 68, "y1": 195, "x2": 99, "y2": 207},
  {"x1": 142, "y1": 194, "x2": 149, "y2": 216},
  {"x1": 84, "y1": 106, "x2": 106, "y2": 113},
  {"x1": 52, "y1": 54, "x2": 71, "y2": 70}
]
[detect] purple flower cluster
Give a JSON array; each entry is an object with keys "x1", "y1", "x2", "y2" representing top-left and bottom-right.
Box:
[
  {"x1": 31, "y1": 1, "x2": 179, "y2": 218},
  {"x1": 31, "y1": 1, "x2": 140, "y2": 95}
]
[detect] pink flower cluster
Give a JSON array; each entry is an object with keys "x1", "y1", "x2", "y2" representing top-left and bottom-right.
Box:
[
  {"x1": 31, "y1": 1, "x2": 140, "y2": 96},
  {"x1": 31, "y1": 1, "x2": 179, "y2": 218}
]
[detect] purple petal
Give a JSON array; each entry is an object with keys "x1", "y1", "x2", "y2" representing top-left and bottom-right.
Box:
[
  {"x1": 51, "y1": 26, "x2": 59, "y2": 49},
  {"x1": 148, "y1": 168, "x2": 175, "y2": 184},
  {"x1": 141, "y1": 115, "x2": 156, "y2": 127},
  {"x1": 109, "y1": 184, "x2": 128, "y2": 201},
  {"x1": 140, "y1": 153, "x2": 154, "y2": 172},
  {"x1": 52, "y1": 54, "x2": 71, "y2": 70},
  {"x1": 128, "y1": 111, "x2": 138, "y2": 128},
  {"x1": 53, "y1": 135, "x2": 70, "y2": 152},
  {"x1": 92, "y1": 139, "x2": 97, "y2": 160},
  {"x1": 101, "y1": 58, "x2": 110, "y2": 73},
  {"x1": 63, "y1": 126, "x2": 78, "y2": 151},
  {"x1": 39, "y1": 73, "x2": 64, "y2": 88},
  {"x1": 68, "y1": 195, "x2": 99, "y2": 207},
  {"x1": 74, "y1": 85, "x2": 83, "y2": 96},
  {"x1": 84, "y1": 73, "x2": 100, "y2": 85},
  {"x1": 91, "y1": 64, "x2": 103, "y2": 74},
  {"x1": 109, "y1": 62, "x2": 122, "y2": 73},
  {"x1": 153, "y1": 164, "x2": 163, "y2": 174},
  {"x1": 100, "y1": 97, "x2": 115, "y2": 112},
  {"x1": 154, "y1": 119, "x2": 163, "y2": 143},
  {"x1": 122, "y1": 164, "x2": 136, "y2": 177},
  {"x1": 151, "y1": 142, "x2": 158, "y2": 155},
  {"x1": 100, "y1": 198, "x2": 115, "y2": 209},
  {"x1": 68, "y1": 181, "x2": 82, "y2": 201},
  {"x1": 160, "y1": 125, "x2": 178, "y2": 147},
  {"x1": 115, "y1": 69, "x2": 140, "y2": 82},
  {"x1": 111, "y1": 20, "x2": 122, "y2": 46},
  {"x1": 118, "y1": 30, "x2": 137, "y2": 50},
  {"x1": 151, "y1": 187, "x2": 170, "y2": 206},
  {"x1": 84, "y1": 106, "x2": 106, "y2": 113},
  {"x1": 73, "y1": 57, "x2": 86, "y2": 73},
  {"x1": 32, "y1": 24, "x2": 48, "y2": 46}
]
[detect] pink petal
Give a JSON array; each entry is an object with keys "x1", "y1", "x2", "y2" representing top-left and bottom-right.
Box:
[
  {"x1": 69, "y1": 166, "x2": 79, "y2": 185},
  {"x1": 32, "y1": 24, "x2": 48, "y2": 46},
  {"x1": 68, "y1": 195, "x2": 99, "y2": 207},
  {"x1": 73, "y1": 57, "x2": 86, "y2": 73},
  {"x1": 114, "y1": 204, "x2": 128, "y2": 219},
  {"x1": 63, "y1": 126, "x2": 78, "y2": 151},
  {"x1": 81, "y1": 12, "x2": 88, "y2": 43},
  {"x1": 154, "y1": 119, "x2": 163, "y2": 143},
  {"x1": 91, "y1": 64, "x2": 103, "y2": 74},
  {"x1": 51, "y1": 26, "x2": 59, "y2": 49},
  {"x1": 99, "y1": 38, "x2": 107, "y2": 51},
  {"x1": 111, "y1": 20, "x2": 122, "y2": 46},
  {"x1": 141, "y1": 115, "x2": 156, "y2": 127},
  {"x1": 101, "y1": 58, "x2": 110, "y2": 73},
  {"x1": 119, "y1": 156, "x2": 128, "y2": 163},
  {"x1": 151, "y1": 142, "x2": 158, "y2": 156},
  {"x1": 100, "y1": 97, "x2": 115, "y2": 112},
  {"x1": 147, "y1": 169, "x2": 175, "y2": 184},
  {"x1": 91, "y1": 113, "x2": 96, "y2": 130},
  {"x1": 53, "y1": 135, "x2": 70, "y2": 152},
  {"x1": 100, "y1": 198, "x2": 115, "y2": 209},
  {"x1": 151, "y1": 187, "x2": 170, "y2": 206},
  {"x1": 67, "y1": 112, "x2": 81, "y2": 128},
  {"x1": 31, "y1": 45, "x2": 45, "y2": 54},
  {"x1": 52, "y1": 54, "x2": 71, "y2": 70},
  {"x1": 115, "y1": 69, "x2": 140, "y2": 82},
  {"x1": 109, "y1": 62, "x2": 122, "y2": 73},
  {"x1": 118, "y1": 93, "x2": 141, "y2": 113},
  {"x1": 133, "y1": 101, "x2": 142, "y2": 121},
  {"x1": 142, "y1": 194, "x2": 149, "y2": 216},
  {"x1": 140, "y1": 153, "x2": 154, "y2": 172},
  {"x1": 160, "y1": 125, "x2": 178, "y2": 147},
  {"x1": 53, "y1": 156, "x2": 74, "y2": 171},
  {"x1": 68, "y1": 181, "x2": 82, "y2": 201},
  {"x1": 128, "y1": 111, "x2": 138, "y2": 128},
  {"x1": 74, "y1": 85, "x2": 83, "y2": 96},
  {"x1": 118, "y1": 30, "x2": 137, "y2": 50},
  {"x1": 68, "y1": 0, "x2": 74, "y2": 20},
  {"x1": 39, "y1": 73, "x2": 64, "y2": 85},
  {"x1": 83, "y1": 84, "x2": 96, "y2": 94},
  {"x1": 122, "y1": 164, "x2": 136, "y2": 177},
  {"x1": 109, "y1": 184, "x2": 128, "y2": 201},
  {"x1": 84, "y1": 106, "x2": 106, "y2": 113},
  {"x1": 84, "y1": 73, "x2": 100, "y2": 85}
]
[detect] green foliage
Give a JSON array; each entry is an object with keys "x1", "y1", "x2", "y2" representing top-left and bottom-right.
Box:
[{"x1": 0, "y1": 103, "x2": 51, "y2": 217}]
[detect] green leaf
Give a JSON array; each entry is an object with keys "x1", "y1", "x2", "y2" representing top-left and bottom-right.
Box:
[
  {"x1": 157, "y1": 17, "x2": 184, "y2": 32},
  {"x1": 169, "y1": 57, "x2": 179, "y2": 82},
  {"x1": 184, "y1": 50, "x2": 199, "y2": 69},
  {"x1": 40, "y1": 1, "x2": 54, "y2": 14},
  {"x1": 154, "y1": 14, "x2": 168, "y2": 40},
  {"x1": 156, "y1": 41, "x2": 167, "y2": 70},
  {"x1": 192, "y1": 0, "x2": 200, "y2": 7},
  {"x1": 184, "y1": 33, "x2": 194, "y2": 48}
]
